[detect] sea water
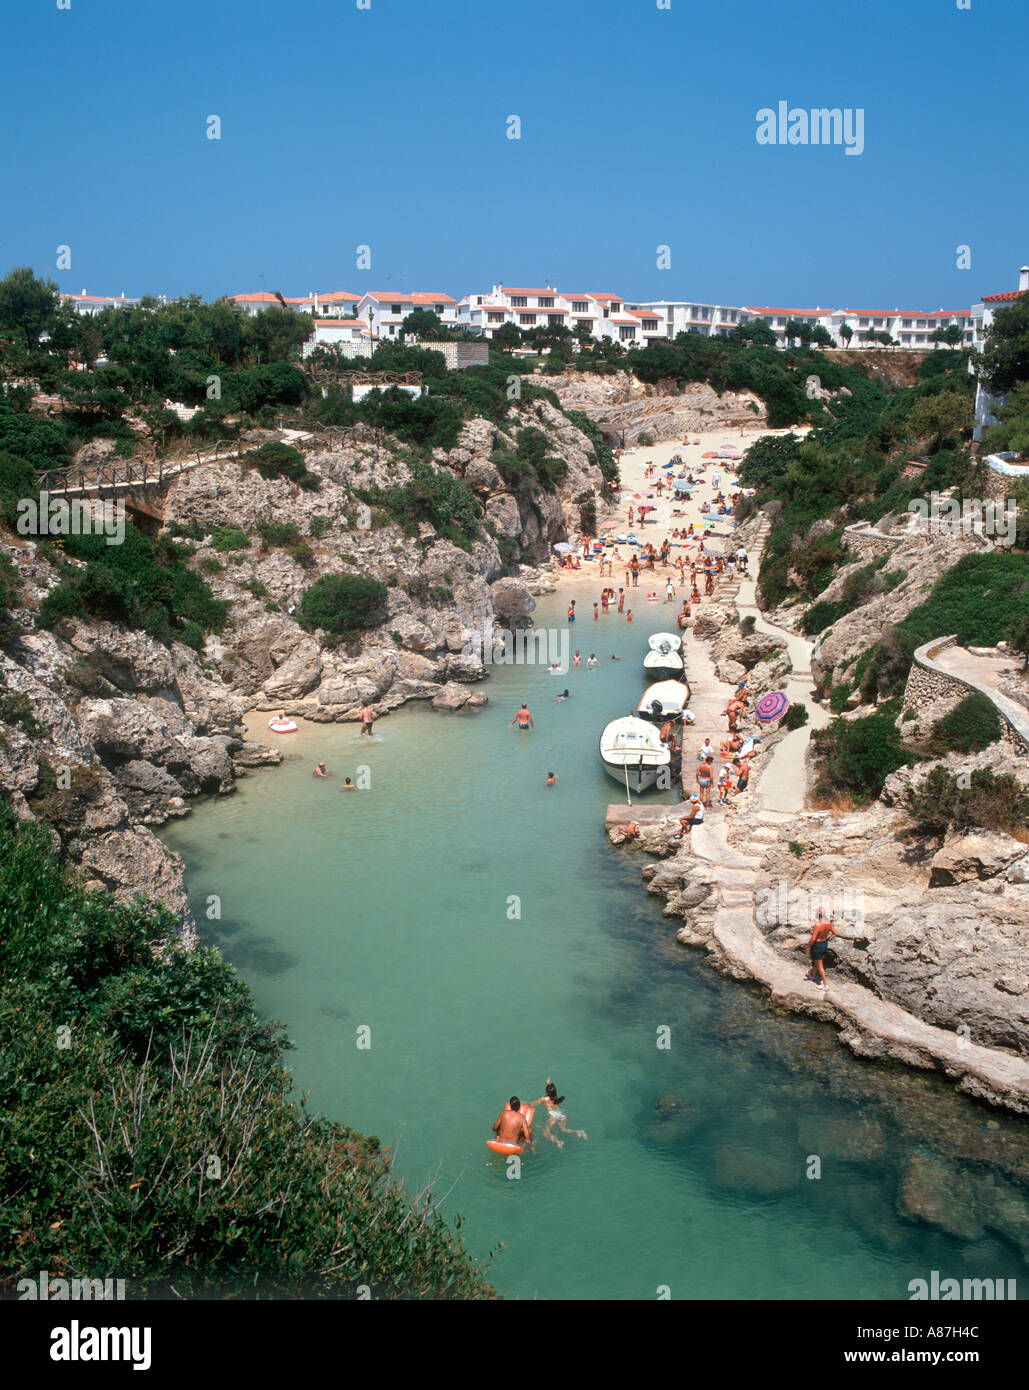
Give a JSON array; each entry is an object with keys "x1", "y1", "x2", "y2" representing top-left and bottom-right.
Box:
[{"x1": 162, "y1": 592, "x2": 1029, "y2": 1300}]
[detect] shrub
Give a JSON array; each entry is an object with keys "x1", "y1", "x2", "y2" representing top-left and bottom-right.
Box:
[
  {"x1": 638, "y1": 431, "x2": 655, "y2": 447},
  {"x1": 257, "y1": 519, "x2": 303, "y2": 550},
  {"x1": 812, "y1": 709, "x2": 910, "y2": 803},
  {"x1": 358, "y1": 459, "x2": 482, "y2": 551},
  {"x1": 165, "y1": 519, "x2": 205, "y2": 541},
  {"x1": 210, "y1": 526, "x2": 250, "y2": 552},
  {"x1": 298, "y1": 573, "x2": 388, "y2": 639},
  {"x1": 927, "y1": 692, "x2": 1002, "y2": 755},
  {"x1": 242, "y1": 441, "x2": 319, "y2": 490},
  {"x1": 907, "y1": 766, "x2": 1029, "y2": 835},
  {"x1": 308, "y1": 515, "x2": 330, "y2": 539},
  {"x1": 198, "y1": 555, "x2": 224, "y2": 574},
  {"x1": 782, "y1": 702, "x2": 809, "y2": 731}
]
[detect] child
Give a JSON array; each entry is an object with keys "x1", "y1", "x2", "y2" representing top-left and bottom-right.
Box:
[{"x1": 626, "y1": 609, "x2": 633, "y2": 624}]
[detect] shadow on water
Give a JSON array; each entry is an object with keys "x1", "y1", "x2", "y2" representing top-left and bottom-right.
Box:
[{"x1": 192, "y1": 905, "x2": 301, "y2": 978}]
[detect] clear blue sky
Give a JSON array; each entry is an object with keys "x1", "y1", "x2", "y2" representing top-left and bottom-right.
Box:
[{"x1": 3, "y1": 0, "x2": 1025, "y2": 310}]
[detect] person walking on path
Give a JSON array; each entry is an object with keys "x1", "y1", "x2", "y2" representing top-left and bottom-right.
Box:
[
  {"x1": 696, "y1": 756, "x2": 714, "y2": 807},
  {"x1": 806, "y1": 909, "x2": 837, "y2": 990}
]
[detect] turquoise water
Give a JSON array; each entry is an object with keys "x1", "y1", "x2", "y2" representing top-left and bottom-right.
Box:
[{"x1": 162, "y1": 594, "x2": 1029, "y2": 1299}]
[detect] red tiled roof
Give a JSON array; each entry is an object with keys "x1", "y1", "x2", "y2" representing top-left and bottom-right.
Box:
[
  {"x1": 743, "y1": 306, "x2": 824, "y2": 317},
  {"x1": 499, "y1": 287, "x2": 559, "y2": 296},
  {"x1": 983, "y1": 291, "x2": 1024, "y2": 304},
  {"x1": 314, "y1": 318, "x2": 367, "y2": 328},
  {"x1": 230, "y1": 292, "x2": 281, "y2": 302},
  {"x1": 61, "y1": 293, "x2": 131, "y2": 303}
]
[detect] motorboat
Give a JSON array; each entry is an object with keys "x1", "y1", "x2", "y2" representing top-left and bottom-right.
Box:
[
  {"x1": 599, "y1": 716, "x2": 671, "y2": 794},
  {"x1": 637, "y1": 680, "x2": 692, "y2": 723},
  {"x1": 643, "y1": 635, "x2": 685, "y2": 681}
]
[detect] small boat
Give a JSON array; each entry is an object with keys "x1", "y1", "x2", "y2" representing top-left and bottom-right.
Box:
[
  {"x1": 643, "y1": 646, "x2": 685, "y2": 681},
  {"x1": 637, "y1": 680, "x2": 692, "y2": 723},
  {"x1": 599, "y1": 717, "x2": 671, "y2": 794},
  {"x1": 268, "y1": 717, "x2": 298, "y2": 733},
  {"x1": 647, "y1": 632, "x2": 682, "y2": 654}
]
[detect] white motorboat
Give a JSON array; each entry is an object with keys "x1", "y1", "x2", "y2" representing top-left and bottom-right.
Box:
[
  {"x1": 647, "y1": 632, "x2": 682, "y2": 654},
  {"x1": 643, "y1": 645, "x2": 685, "y2": 680},
  {"x1": 637, "y1": 680, "x2": 692, "y2": 722},
  {"x1": 599, "y1": 716, "x2": 671, "y2": 794}
]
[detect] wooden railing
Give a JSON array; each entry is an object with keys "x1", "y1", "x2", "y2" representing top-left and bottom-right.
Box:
[{"x1": 37, "y1": 440, "x2": 236, "y2": 497}]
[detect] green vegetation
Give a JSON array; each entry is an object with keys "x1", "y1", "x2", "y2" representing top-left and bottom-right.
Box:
[
  {"x1": 907, "y1": 766, "x2": 1029, "y2": 836},
  {"x1": 858, "y1": 553, "x2": 1029, "y2": 699},
  {"x1": 782, "y1": 701, "x2": 809, "y2": 731},
  {"x1": 800, "y1": 555, "x2": 902, "y2": 635},
  {"x1": 242, "y1": 441, "x2": 319, "y2": 491},
  {"x1": 298, "y1": 573, "x2": 388, "y2": 640},
  {"x1": 209, "y1": 525, "x2": 250, "y2": 552},
  {"x1": 812, "y1": 708, "x2": 910, "y2": 804},
  {"x1": 0, "y1": 803, "x2": 494, "y2": 1298},
  {"x1": 358, "y1": 458, "x2": 482, "y2": 551},
  {"x1": 927, "y1": 692, "x2": 1002, "y2": 755},
  {"x1": 37, "y1": 524, "x2": 228, "y2": 649}
]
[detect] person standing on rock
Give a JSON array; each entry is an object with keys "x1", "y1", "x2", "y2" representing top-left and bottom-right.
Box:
[{"x1": 806, "y1": 909, "x2": 837, "y2": 990}]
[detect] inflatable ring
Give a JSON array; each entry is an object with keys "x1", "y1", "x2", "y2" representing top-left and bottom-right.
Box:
[{"x1": 269, "y1": 718, "x2": 298, "y2": 733}]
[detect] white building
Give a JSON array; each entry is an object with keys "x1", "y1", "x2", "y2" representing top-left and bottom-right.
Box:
[
  {"x1": 304, "y1": 318, "x2": 373, "y2": 357},
  {"x1": 970, "y1": 265, "x2": 1029, "y2": 438},
  {"x1": 357, "y1": 291, "x2": 459, "y2": 340},
  {"x1": 290, "y1": 290, "x2": 362, "y2": 317},
  {"x1": 60, "y1": 290, "x2": 140, "y2": 316}
]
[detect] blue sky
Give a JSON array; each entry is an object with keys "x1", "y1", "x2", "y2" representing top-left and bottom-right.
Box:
[{"x1": 3, "y1": 0, "x2": 1025, "y2": 310}]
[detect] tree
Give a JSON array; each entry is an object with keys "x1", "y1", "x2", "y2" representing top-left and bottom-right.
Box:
[
  {"x1": 810, "y1": 325, "x2": 834, "y2": 348},
  {"x1": 839, "y1": 323, "x2": 853, "y2": 347},
  {"x1": 980, "y1": 383, "x2": 1029, "y2": 459},
  {"x1": 1006, "y1": 612, "x2": 1029, "y2": 668},
  {"x1": 492, "y1": 322, "x2": 521, "y2": 351},
  {"x1": 783, "y1": 319, "x2": 806, "y2": 347},
  {"x1": 573, "y1": 321, "x2": 594, "y2": 346},
  {"x1": 977, "y1": 292, "x2": 1029, "y2": 394},
  {"x1": 906, "y1": 392, "x2": 974, "y2": 452},
  {"x1": 929, "y1": 324, "x2": 964, "y2": 350},
  {"x1": 0, "y1": 267, "x2": 59, "y2": 348},
  {"x1": 732, "y1": 321, "x2": 778, "y2": 348},
  {"x1": 400, "y1": 308, "x2": 451, "y2": 341}
]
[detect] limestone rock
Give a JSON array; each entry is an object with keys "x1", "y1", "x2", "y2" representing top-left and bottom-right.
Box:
[
  {"x1": 929, "y1": 831, "x2": 1028, "y2": 886},
  {"x1": 431, "y1": 682, "x2": 472, "y2": 711}
]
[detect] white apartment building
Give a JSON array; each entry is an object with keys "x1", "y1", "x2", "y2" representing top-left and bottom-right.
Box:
[
  {"x1": 60, "y1": 290, "x2": 140, "y2": 316},
  {"x1": 626, "y1": 300, "x2": 752, "y2": 339},
  {"x1": 291, "y1": 290, "x2": 361, "y2": 317},
  {"x1": 970, "y1": 264, "x2": 1029, "y2": 438},
  {"x1": 305, "y1": 318, "x2": 373, "y2": 355},
  {"x1": 357, "y1": 291, "x2": 458, "y2": 339}
]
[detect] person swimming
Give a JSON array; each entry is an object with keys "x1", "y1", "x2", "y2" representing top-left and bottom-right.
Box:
[
  {"x1": 545, "y1": 771, "x2": 558, "y2": 785},
  {"x1": 532, "y1": 1078, "x2": 587, "y2": 1149},
  {"x1": 556, "y1": 689, "x2": 572, "y2": 701},
  {"x1": 313, "y1": 762, "x2": 329, "y2": 777}
]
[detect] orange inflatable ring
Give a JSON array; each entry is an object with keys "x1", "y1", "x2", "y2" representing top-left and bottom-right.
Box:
[{"x1": 486, "y1": 1102, "x2": 535, "y2": 1154}]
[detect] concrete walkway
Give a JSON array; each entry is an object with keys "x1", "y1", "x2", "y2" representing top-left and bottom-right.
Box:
[{"x1": 733, "y1": 526, "x2": 831, "y2": 814}]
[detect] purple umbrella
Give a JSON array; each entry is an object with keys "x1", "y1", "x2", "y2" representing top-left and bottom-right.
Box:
[{"x1": 755, "y1": 691, "x2": 790, "y2": 723}]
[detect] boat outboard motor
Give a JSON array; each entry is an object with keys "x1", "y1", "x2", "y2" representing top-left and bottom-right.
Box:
[{"x1": 650, "y1": 699, "x2": 663, "y2": 720}]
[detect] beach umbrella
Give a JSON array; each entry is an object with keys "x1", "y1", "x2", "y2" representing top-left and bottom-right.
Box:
[
  {"x1": 673, "y1": 480, "x2": 692, "y2": 492},
  {"x1": 553, "y1": 542, "x2": 574, "y2": 553},
  {"x1": 702, "y1": 451, "x2": 717, "y2": 458},
  {"x1": 755, "y1": 691, "x2": 790, "y2": 723},
  {"x1": 717, "y1": 444, "x2": 741, "y2": 458}
]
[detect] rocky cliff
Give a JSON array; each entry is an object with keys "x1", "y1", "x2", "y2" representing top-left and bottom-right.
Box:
[
  {"x1": 0, "y1": 402, "x2": 607, "y2": 930},
  {"x1": 548, "y1": 370, "x2": 765, "y2": 445}
]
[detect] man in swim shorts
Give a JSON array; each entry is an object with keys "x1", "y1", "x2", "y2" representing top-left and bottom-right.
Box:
[
  {"x1": 806, "y1": 909, "x2": 837, "y2": 990},
  {"x1": 359, "y1": 703, "x2": 376, "y2": 737},
  {"x1": 510, "y1": 702, "x2": 534, "y2": 730},
  {"x1": 493, "y1": 1097, "x2": 533, "y2": 1150}
]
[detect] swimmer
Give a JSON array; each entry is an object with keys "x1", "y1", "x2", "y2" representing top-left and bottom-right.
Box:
[
  {"x1": 531, "y1": 1078, "x2": 587, "y2": 1148},
  {"x1": 610, "y1": 654, "x2": 621, "y2": 660},
  {"x1": 573, "y1": 650, "x2": 581, "y2": 668},
  {"x1": 556, "y1": 689, "x2": 572, "y2": 701},
  {"x1": 492, "y1": 1097, "x2": 534, "y2": 1152},
  {"x1": 340, "y1": 777, "x2": 357, "y2": 790},
  {"x1": 510, "y1": 702, "x2": 534, "y2": 730},
  {"x1": 586, "y1": 653, "x2": 599, "y2": 668},
  {"x1": 313, "y1": 762, "x2": 329, "y2": 778},
  {"x1": 545, "y1": 771, "x2": 558, "y2": 785}
]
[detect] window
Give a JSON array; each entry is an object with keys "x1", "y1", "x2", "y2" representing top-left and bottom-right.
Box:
[
  {"x1": 619, "y1": 327, "x2": 635, "y2": 340},
  {"x1": 519, "y1": 314, "x2": 536, "y2": 325},
  {"x1": 548, "y1": 313, "x2": 564, "y2": 322},
  {"x1": 572, "y1": 301, "x2": 589, "y2": 313},
  {"x1": 610, "y1": 303, "x2": 621, "y2": 313},
  {"x1": 488, "y1": 312, "x2": 505, "y2": 322},
  {"x1": 537, "y1": 297, "x2": 554, "y2": 308},
  {"x1": 511, "y1": 296, "x2": 527, "y2": 307}
]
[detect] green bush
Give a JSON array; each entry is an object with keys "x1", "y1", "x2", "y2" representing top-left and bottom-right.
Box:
[
  {"x1": 242, "y1": 441, "x2": 319, "y2": 491},
  {"x1": 927, "y1": 692, "x2": 1002, "y2": 755},
  {"x1": 299, "y1": 573, "x2": 388, "y2": 639},
  {"x1": 257, "y1": 519, "x2": 303, "y2": 549},
  {"x1": 359, "y1": 458, "x2": 482, "y2": 551},
  {"x1": 812, "y1": 709, "x2": 910, "y2": 803},
  {"x1": 210, "y1": 526, "x2": 250, "y2": 552},
  {"x1": 37, "y1": 524, "x2": 228, "y2": 645},
  {"x1": 782, "y1": 702, "x2": 809, "y2": 731},
  {"x1": 308, "y1": 515, "x2": 330, "y2": 539},
  {"x1": 907, "y1": 766, "x2": 1029, "y2": 835}
]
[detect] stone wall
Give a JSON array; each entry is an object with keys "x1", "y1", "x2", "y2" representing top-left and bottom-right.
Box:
[
  {"x1": 903, "y1": 636, "x2": 1029, "y2": 752},
  {"x1": 841, "y1": 522, "x2": 904, "y2": 558}
]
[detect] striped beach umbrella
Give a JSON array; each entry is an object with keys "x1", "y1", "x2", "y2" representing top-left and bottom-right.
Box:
[{"x1": 755, "y1": 691, "x2": 790, "y2": 723}]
